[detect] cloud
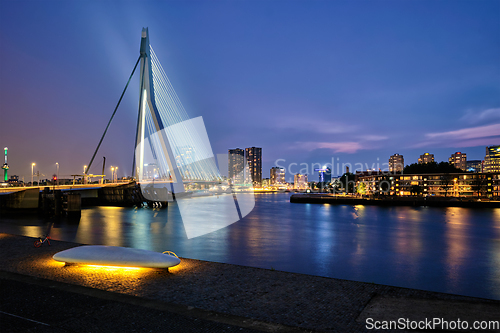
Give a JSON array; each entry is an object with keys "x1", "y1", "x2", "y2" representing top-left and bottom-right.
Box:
[
  {"x1": 275, "y1": 118, "x2": 358, "y2": 134},
  {"x1": 358, "y1": 135, "x2": 388, "y2": 141},
  {"x1": 460, "y1": 108, "x2": 500, "y2": 124},
  {"x1": 289, "y1": 134, "x2": 387, "y2": 155},
  {"x1": 294, "y1": 141, "x2": 363, "y2": 153},
  {"x1": 412, "y1": 123, "x2": 500, "y2": 148},
  {"x1": 426, "y1": 123, "x2": 500, "y2": 140}
]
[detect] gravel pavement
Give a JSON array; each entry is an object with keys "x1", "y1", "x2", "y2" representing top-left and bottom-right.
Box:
[{"x1": 1, "y1": 233, "x2": 499, "y2": 332}]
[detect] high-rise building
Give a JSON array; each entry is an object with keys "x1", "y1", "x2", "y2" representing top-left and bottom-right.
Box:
[
  {"x1": 270, "y1": 167, "x2": 285, "y2": 185},
  {"x1": 315, "y1": 167, "x2": 332, "y2": 183},
  {"x1": 418, "y1": 152, "x2": 434, "y2": 164},
  {"x1": 389, "y1": 154, "x2": 404, "y2": 173},
  {"x1": 294, "y1": 173, "x2": 308, "y2": 189},
  {"x1": 484, "y1": 145, "x2": 500, "y2": 173},
  {"x1": 448, "y1": 152, "x2": 467, "y2": 171},
  {"x1": 245, "y1": 147, "x2": 262, "y2": 186},
  {"x1": 467, "y1": 160, "x2": 482, "y2": 173},
  {"x1": 228, "y1": 148, "x2": 245, "y2": 185}
]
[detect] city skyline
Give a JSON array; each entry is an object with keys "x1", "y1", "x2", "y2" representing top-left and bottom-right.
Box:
[{"x1": 1, "y1": 1, "x2": 499, "y2": 181}]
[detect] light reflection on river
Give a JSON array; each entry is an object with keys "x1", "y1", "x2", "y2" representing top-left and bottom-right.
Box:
[{"x1": 1, "y1": 193, "x2": 499, "y2": 300}]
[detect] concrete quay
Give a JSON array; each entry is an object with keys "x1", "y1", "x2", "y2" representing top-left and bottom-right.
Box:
[
  {"x1": 290, "y1": 194, "x2": 500, "y2": 208},
  {"x1": 1, "y1": 233, "x2": 499, "y2": 332}
]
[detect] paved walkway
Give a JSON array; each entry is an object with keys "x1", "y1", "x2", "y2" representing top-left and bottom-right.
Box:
[{"x1": 1, "y1": 233, "x2": 499, "y2": 332}]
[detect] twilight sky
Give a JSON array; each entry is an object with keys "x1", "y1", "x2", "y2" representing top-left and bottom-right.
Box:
[{"x1": 0, "y1": 0, "x2": 499, "y2": 182}]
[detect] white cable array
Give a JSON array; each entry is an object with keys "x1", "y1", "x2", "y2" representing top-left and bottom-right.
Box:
[{"x1": 142, "y1": 45, "x2": 221, "y2": 182}]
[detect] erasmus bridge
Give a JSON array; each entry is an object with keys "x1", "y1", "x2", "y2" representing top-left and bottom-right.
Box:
[{"x1": 86, "y1": 28, "x2": 224, "y2": 197}]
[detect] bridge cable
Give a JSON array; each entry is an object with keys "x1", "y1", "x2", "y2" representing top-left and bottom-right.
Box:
[{"x1": 86, "y1": 56, "x2": 141, "y2": 175}]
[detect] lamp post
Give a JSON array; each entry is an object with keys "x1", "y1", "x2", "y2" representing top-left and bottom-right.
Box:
[
  {"x1": 115, "y1": 167, "x2": 118, "y2": 182},
  {"x1": 56, "y1": 162, "x2": 59, "y2": 186},
  {"x1": 31, "y1": 163, "x2": 35, "y2": 186},
  {"x1": 83, "y1": 165, "x2": 87, "y2": 184},
  {"x1": 111, "y1": 167, "x2": 115, "y2": 183}
]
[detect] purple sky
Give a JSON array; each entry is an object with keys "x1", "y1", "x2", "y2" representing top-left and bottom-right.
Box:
[{"x1": 1, "y1": 0, "x2": 499, "y2": 182}]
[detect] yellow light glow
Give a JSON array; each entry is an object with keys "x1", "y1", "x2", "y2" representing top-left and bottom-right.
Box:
[
  {"x1": 167, "y1": 265, "x2": 181, "y2": 273},
  {"x1": 84, "y1": 265, "x2": 144, "y2": 271}
]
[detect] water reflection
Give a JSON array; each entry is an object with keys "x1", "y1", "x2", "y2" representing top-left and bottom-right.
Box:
[
  {"x1": 444, "y1": 208, "x2": 468, "y2": 293},
  {"x1": 1, "y1": 194, "x2": 499, "y2": 300}
]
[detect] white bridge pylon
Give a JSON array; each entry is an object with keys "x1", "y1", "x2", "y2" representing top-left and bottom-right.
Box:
[{"x1": 134, "y1": 28, "x2": 222, "y2": 195}]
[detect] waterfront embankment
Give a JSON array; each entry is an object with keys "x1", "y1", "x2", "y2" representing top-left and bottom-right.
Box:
[
  {"x1": 290, "y1": 194, "x2": 500, "y2": 208},
  {"x1": 1, "y1": 233, "x2": 499, "y2": 332}
]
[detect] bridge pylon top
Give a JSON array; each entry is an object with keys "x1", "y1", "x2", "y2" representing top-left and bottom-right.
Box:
[{"x1": 140, "y1": 27, "x2": 149, "y2": 57}]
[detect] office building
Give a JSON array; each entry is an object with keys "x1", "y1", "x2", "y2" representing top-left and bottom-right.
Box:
[
  {"x1": 449, "y1": 152, "x2": 467, "y2": 171},
  {"x1": 294, "y1": 173, "x2": 308, "y2": 189},
  {"x1": 228, "y1": 148, "x2": 245, "y2": 185},
  {"x1": 262, "y1": 178, "x2": 271, "y2": 187},
  {"x1": 315, "y1": 167, "x2": 332, "y2": 183},
  {"x1": 270, "y1": 167, "x2": 285, "y2": 185},
  {"x1": 484, "y1": 146, "x2": 500, "y2": 173},
  {"x1": 245, "y1": 147, "x2": 262, "y2": 185},
  {"x1": 418, "y1": 153, "x2": 434, "y2": 164},
  {"x1": 467, "y1": 160, "x2": 482, "y2": 173},
  {"x1": 389, "y1": 154, "x2": 404, "y2": 173}
]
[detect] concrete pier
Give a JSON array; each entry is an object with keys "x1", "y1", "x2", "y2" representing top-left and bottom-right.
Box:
[
  {"x1": 1, "y1": 233, "x2": 499, "y2": 332},
  {"x1": 290, "y1": 194, "x2": 500, "y2": 208},
  {"x1": 0, "y1": 182, "x2": 151, "y2": 217}
]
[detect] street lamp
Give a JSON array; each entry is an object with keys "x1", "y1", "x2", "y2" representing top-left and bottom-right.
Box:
[
  {"x1": 31, "y1": 163, "x2": 35, "y2": 186},
  {"x1": 83, "y1": 165, "x2": 87, "y2": 184},
  {"x1": 115, "y1": 167, "x2": 118, "y2": 182},
  {"x1": 56, "y1": 162, "x2": 59, "y2": 186},
  {"x1": 111, "y1": 167, "x2": 115, "y2": 183}
]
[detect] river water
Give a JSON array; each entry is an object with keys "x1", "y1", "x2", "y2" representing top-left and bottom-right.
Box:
[{"x1": 1, "y1": 193, "x2": 499, "y2": 300}]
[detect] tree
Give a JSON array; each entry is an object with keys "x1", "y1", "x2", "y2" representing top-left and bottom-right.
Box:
[
  {"x1": 440, "y1": 173, "x2": 453, "y2": 197},
  {"x1": 404, "y1": 162, "x2": 462, "y2": 174},
  {"x1": 357, "y1": 182, "x2": 367, "y2": 195},
  {"x1": 410, "y1": 185, "x2": 422, "y2": 196},
  {"x1": 378, "y1": 175, "x2": 392, "y2": 196},
  {"x1": 470, "y1": 174, "x2": 487, "y2": 198},
  {"x1": 339, "y1": 172, "x2": 355, "y2": 194}
]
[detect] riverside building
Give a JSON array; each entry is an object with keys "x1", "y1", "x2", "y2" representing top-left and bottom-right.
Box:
[
  {"x1": 294, "y1": 173, "x2": 308, "y2": 190},
  {"x1": 449, "y1": 152, "x2": 467, "y2": 171},
  {"x1": 270, "y1": 167, "x2": 285, "y2": 185},
  {"x1": 418, "y1": 153, "x2": 434, "y2": 164},
  {"x1": 228, "y1": 148, "x2": 245, "y2": 185},
  {"x1": 484, "y1": 146, "x2": 500, "y2": 173},
  {"x1": 245, "y1": 147, "x2": 262, "y2": 186},
  {"x1": 356, "y1": 172, "x2": 499, "y2": 198},
  {"x1": 467, "y1": 160, "x2": 482, "y2": 173},
  {"x1": 389, "y1": 154, "x2": 404, "y2": 173}
]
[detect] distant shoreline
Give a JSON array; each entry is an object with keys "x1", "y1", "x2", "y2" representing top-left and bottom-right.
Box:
[{"x1": 290, "y1": 194, "x2": 500, "y2": 208}]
